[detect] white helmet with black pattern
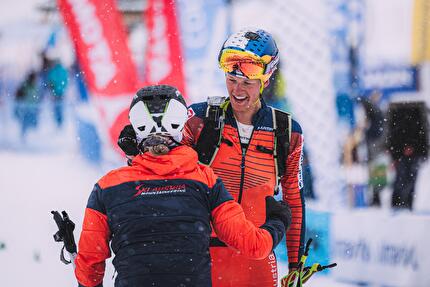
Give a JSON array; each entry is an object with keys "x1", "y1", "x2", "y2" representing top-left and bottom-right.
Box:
[{"x1": 129, "y1": 85, "x2": 188, "y2": 146}]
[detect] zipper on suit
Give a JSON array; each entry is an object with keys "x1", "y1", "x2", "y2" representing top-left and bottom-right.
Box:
[{"x1": 237, "y1": 127, "x2": 254, "y2": 204}]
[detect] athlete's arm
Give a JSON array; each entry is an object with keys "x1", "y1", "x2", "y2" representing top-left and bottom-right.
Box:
[
  {"x1": 75, "y1": 185, "x2": 111, "y2": 287},
  {"x1": 209, "y1": 178, "x2": 286, "y2": 259},
  {"x1": 281, "y1": 119, "x2": 306, "y2": 269}
]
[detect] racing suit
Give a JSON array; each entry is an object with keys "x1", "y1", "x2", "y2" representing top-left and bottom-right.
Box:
[{"x1": 183, "y1": 99, "x2": 305, "y2": 287}]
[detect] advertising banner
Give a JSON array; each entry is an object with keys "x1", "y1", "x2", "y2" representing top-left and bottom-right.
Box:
[
  {"x1": 143, "y1": 0, "x2": 186, "y2": 96},
  {"x1": 412, "y1": 0, "x2": 430, "y2": 63},
  {"x1": 58, "y1": 0, "x2": 139, "y2": 153},
  {"x1": 57, "y1": 0, "x2": 138, "y2": 96},
  {"x1": 306, "y1": 209, "x2": 331, "y2": 269},
  {"x1": 359, "y1": 65, "x2": 418, "y2": 95},
  {"x1": 275, "y1": 209, "x2": 332, "y2": 274},
  {"x1": 359, "y1": 0, "x2": 418, "y2": 96},
  {"x1": 331, "y1": 211, "x2": 430, "y2": 286},
  {"x1": 107, "y1": 0, "x2": 188, "y2": 153}
]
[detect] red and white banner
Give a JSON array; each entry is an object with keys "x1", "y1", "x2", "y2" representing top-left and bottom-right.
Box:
[
  {"x1": 107, "y1": 0, "x2": 188, "y2": 154},
  {"x1": 58, "y1": 0, "x2": 187, "y2": 156},
  {"x1": 58, "y1": 0, "x2": 138, "y2": 96},
  {"x1": 58, "y1": 0, "x2": 139, "y2": 152},
  {"x1": 143, "y1": 0, "x2": 187, "y2": 97}
]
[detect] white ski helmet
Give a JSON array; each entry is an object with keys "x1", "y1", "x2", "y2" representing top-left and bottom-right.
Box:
[{"x1": 129, "y1": 85, "x2": 188, "y2": 145}]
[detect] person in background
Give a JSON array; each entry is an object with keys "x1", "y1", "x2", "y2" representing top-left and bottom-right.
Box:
[
  {"x1": 386, "y1": 101, "x2": 429, "y2": 210},
  {"x1": 14, "y1": 70, "x2": 41, "y2": 138},
  {"x1": 75, "y1": 85, "x2": 292, "y2": 287},
  {"x1": 41, "y1": 53, "x2": 68, "y2": 127},
  {"x1": 357, "y1": 91, "x2": 386, "y2": 206},
  {"x1": 118, "y1": 28, "x2": 305, "y2": 287}
]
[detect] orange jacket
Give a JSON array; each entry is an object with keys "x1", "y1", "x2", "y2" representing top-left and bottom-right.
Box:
[{"x1": 75, "y1": 145, "x2": 284, "y2": 287}]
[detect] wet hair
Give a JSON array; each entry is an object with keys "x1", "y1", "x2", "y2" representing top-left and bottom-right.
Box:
[{"x1": 141, "y1": 135, "x2": 172, "y2": 156}]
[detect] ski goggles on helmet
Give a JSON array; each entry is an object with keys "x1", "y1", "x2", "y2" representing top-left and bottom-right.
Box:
[{"x1": 218, "y1": 49, "x2": 279, "y2": 82}]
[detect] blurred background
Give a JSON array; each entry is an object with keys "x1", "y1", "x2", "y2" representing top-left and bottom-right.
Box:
[{"x1": 0, "y1": 0, "x2": 429, "y2": 286}]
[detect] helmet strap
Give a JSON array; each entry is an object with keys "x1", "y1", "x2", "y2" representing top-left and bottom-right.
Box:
[
  {"x1": 260, "y1": 77, "x2": 272, "y2": 95},
  {"x1": 259, "y1": 79, "x2": 265, "y2": 94}
]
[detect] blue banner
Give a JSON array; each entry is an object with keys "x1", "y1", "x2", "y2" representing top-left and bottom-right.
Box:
[
  {"x1": 359, "y1": 65, "x2": 418, "y2": 97},
  {"x1": 306, "y1": 209, "x2": 331, "y2": 271},
  {"x1": 275, "y1": 209, "x2": 331, "y2": 274}
]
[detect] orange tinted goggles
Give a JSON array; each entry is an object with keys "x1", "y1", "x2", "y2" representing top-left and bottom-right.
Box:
[{"x1": 219, "y1": 49, "x2": 273, "y2": 80}]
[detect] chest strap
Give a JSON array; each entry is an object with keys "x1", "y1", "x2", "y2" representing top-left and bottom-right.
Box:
[
  {"x1": 195, "y1": 102, "x2": 225, "y2": 165},
  {"x1": 272, "y1": 108, "x2": 292, "y2": 190},
  {"x1": 195, "y1": 104, "x2": 291, "y2": 190}
]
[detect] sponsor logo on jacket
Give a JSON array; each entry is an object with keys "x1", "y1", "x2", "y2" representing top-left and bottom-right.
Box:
[
  {"x1": 256, "y1": 126, "x2": 273, "y2": 132},
  {"x1": 187, "y1": 107, "x2": 195, "y2": 119},
  {"x1": 133, "y1": 184, "x2": 186, "y2": 197}
]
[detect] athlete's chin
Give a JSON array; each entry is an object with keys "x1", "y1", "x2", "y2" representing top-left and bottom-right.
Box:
[{"x1": 230, "y1": 100, "x2": 251, "y2": 112}]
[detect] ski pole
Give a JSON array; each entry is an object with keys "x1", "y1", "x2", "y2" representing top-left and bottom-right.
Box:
[
  {"x1": 51, "y1": 210, "x2": 77, "y2": 267},
  {"x1": 301, "y1": 262, "x2": 337, "y2": 284},
  {"x1": 280, "y1": 238, "x2": 337, "y2": 287}
]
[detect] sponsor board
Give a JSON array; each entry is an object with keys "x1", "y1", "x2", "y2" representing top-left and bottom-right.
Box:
[{"x1": 331, "y1": 210, "x2": 430, "y2": 286}]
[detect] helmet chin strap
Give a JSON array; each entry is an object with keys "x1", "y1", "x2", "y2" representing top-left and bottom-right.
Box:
[
  {"x1": 252, "y1": 97, "x2": 261, "y2": 108},
  {"x1": 259, "y1": 79, "x2": 265, "y2": 94},
  {"x1": 259, "y1": 78, "x2": 269, "y2": 94}
]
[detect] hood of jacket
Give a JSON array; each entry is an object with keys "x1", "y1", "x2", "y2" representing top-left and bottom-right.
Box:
[{"x1": 131, "y1": 145, "x2": 198, "y2": 176}]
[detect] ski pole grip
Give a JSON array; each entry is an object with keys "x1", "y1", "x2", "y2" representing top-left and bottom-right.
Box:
[{"x1": 304, "y1": 238, "x2": 312, "y2": 255}]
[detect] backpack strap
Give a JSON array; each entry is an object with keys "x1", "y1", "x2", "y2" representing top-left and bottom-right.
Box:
[
  {"x1": 272, "y1": 108, "x2": 292, "y2": 192},
  {"x1": 195, "y1": 104, "x2": 291, "y2": 190},
  {"x1": 195, "y1": 98, "x2": 227, "y2": 165}
]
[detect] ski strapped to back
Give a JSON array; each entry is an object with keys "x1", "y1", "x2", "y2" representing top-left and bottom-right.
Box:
[{"x1": 195, "y1": 97, "x2": 291, "y2": 192}]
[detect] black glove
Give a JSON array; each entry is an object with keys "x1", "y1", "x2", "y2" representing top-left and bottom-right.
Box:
[
  {"x1": 265, "y1": 196, "x2": 292, "y2": 231},
  {"x1": 117, "y1": 124, "x2": 139, "y2": 156},
  {"x1": 260, "y1": 196, "x2": 292, "y2": 250},
  {"x1": 52, "y1": 210, "x2": 78, "y2": 265}
]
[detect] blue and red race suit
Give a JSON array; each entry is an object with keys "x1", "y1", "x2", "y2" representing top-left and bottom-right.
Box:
[{"x1": 183, "y1": 99, "x2": 305, "y2": 287}]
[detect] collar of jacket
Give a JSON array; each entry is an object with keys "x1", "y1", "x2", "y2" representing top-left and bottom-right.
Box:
[
  {"x1": 225, "y1": 98, "x2": 271, "y2": 127},
  {"x1": 132, "y1": 145, "x2": 198, "y2": 176}
]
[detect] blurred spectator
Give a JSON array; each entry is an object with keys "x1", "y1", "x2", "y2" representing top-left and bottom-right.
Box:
[
  {"x1": 342, "y1": 122, "x2": 368, "y2": 207},
  {"x1": 41, "y1": 53, "x2": 69, "y2": 128},
  {"x1": 391, "y1": 147, "x2": 421, "y2": 209},
  {"x1": 14, "y1": 71, "x2": 41, "y2": 137},
  {"x1": 386, "y1": 101, "x2": 429, "y2": 210},
  {"x1": 357, "y1": 91, "x2": 387, "y2": 206}
]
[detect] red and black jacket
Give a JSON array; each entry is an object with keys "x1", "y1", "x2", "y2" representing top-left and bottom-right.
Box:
[{"x1": 75, "y1": 145, "x2": 284, "y2": 287}]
